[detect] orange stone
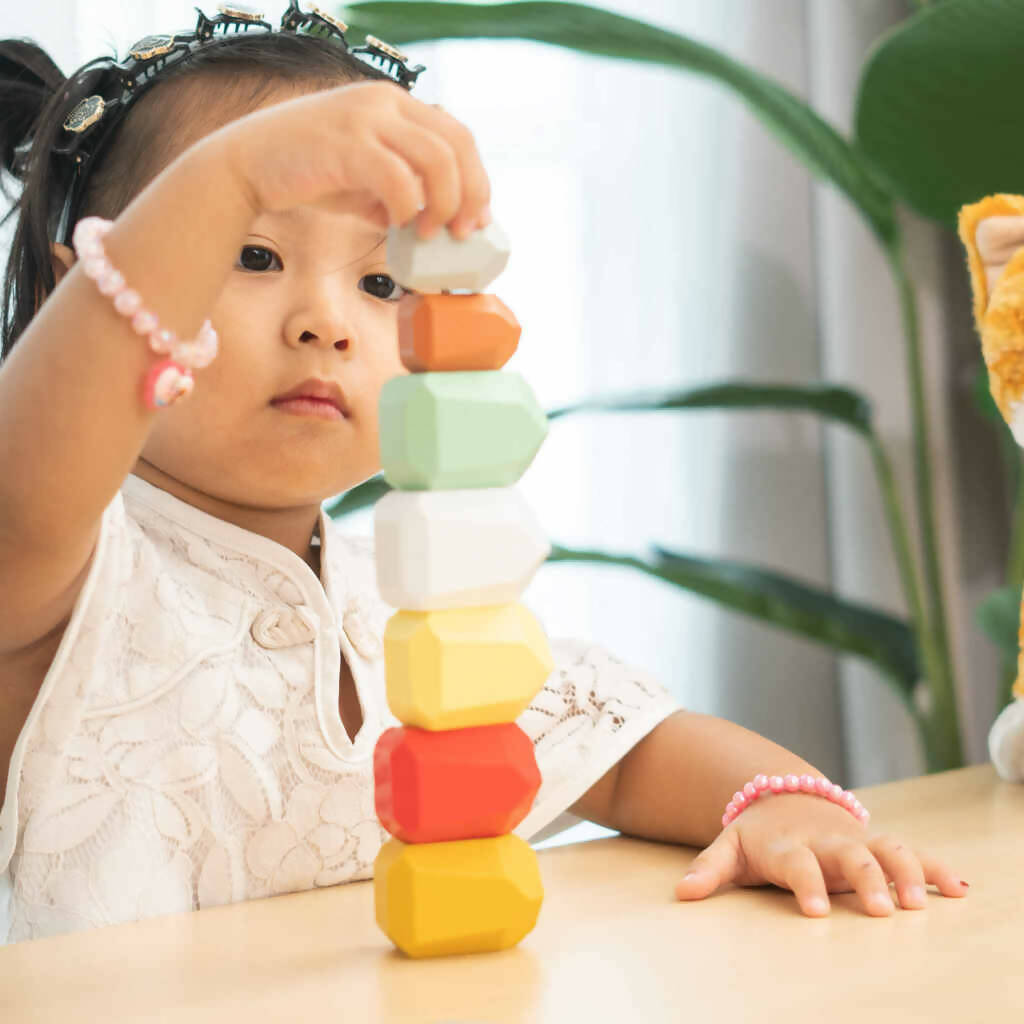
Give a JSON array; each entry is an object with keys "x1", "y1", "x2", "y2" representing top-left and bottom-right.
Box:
[
  {"x1": 374, "y1": 723, "x2": 541, "y2": 843},
  {"x1": 398, "y1": 293, "x2": 521, "y2": 372}
]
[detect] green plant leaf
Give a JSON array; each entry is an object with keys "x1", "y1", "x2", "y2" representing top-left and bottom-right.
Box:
[
  {"x1": 327, "y1": 382, "x2": 879, "y2": 522},
  {"x1": 324, "y1": 474, "x2": 392, "y2": 518},
  {"x1": 976, "y1": 583, "x2": 1021, "y2": 663},
  {"x1": 855, "y1": 0, "x2": 1024, "y2": 227},
  {"x1": 547, "y1": 381, "x2": 873, "y2": 434},
  {"x1": 339, "y1": 1, "x2": 895, "y2": 241},
  {"x1": 971, "y1": 361, "x2": 1001, "y2": 424},
  {"x1": 548, "y1": 543, "x2": 920, "y2": 697}
]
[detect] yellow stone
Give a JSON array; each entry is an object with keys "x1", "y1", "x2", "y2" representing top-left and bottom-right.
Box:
[
  {"x1": 374, "y1": 834, "x2": 543, "y2": 958},
  {"x1": 384, "y1": 604, "x2": 554, "y2": 729}
]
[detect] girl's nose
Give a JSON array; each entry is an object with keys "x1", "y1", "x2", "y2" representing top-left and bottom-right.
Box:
[{"x1": 297, "y1": 330, "x2": 349, "y2": 351}]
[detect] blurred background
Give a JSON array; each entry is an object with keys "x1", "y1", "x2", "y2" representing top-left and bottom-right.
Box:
[{"x1": 2, "y1": 1, "x2": 1008, "y2": 846}]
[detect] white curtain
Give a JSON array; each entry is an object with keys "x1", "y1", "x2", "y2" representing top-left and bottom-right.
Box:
[{"x1": 2, "y1": 2, "x2": 991, "y2": 849}]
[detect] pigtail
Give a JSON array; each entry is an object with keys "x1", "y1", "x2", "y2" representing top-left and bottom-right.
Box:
[
  {"x1": 0, "y1": 39, "x2": 65, "y2": 189},
  {"x1": 0, "y1": 39, "x2": 118, "y2": 361},
  {"x1": 1, "y1": 38, "x2": 70, "y2": 361}
]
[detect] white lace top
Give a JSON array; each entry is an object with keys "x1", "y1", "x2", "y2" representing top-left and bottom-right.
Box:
[{"x1": 0, "y1": 473, "x2": 681, "y2": 944}]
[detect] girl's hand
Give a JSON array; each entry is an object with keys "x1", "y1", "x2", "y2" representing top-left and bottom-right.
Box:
[
  {"x1": 212, "y1": 80, "x2": 491, "y2": 240},
  {"x1": 674, "y1": 792, "x2": 969, "y2": 917}
]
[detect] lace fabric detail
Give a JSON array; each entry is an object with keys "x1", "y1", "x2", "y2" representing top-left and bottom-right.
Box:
[{"x1": 1, "y1": 476, "x2": 680, "y2": 944}]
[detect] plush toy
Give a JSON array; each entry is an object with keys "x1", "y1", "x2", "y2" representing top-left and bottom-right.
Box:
[{"x1": 959, "y1": 194, "x2": 1024, "y2": 781}]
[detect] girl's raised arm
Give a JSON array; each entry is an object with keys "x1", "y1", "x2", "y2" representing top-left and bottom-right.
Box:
[
  {"x1": 0, "y1": 80, "x2": 490, "y2": 656},
  {"x1": 0, "y1": 131, "x2": 252, "y2": 653}
]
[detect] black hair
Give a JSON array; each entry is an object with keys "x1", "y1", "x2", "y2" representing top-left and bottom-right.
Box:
[{"x1": 0, "y1": 30, "x2": 394, "y2": 362}]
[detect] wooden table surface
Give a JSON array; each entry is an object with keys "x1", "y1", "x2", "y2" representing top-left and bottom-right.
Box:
[{"x1": 0, "y1": 762, "x2": 1020, "y2": 1022}]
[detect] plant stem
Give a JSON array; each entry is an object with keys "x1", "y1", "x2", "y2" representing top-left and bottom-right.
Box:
[
  {"x1": 885, "y1": 229, "x2": 962, "y2": 769},
  {"x1": 867, "y1": 436, "x2": 954, "y2": 771},
  {"x1": 868, "y1": 437, "x2": 932, "y2": 644}
]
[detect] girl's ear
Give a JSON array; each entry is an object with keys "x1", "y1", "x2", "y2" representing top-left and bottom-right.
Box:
[
  {"x1": 50, "y1": 242, "x2": 75, "y2": 286},
  {"x1": 33, "y1": 243, "x2": 77, "y2": 314}
]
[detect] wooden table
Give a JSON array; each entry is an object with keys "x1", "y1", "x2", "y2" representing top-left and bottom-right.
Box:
[{"x1": 0, "y1": 762, "x2": 1020, "y2": 1022}]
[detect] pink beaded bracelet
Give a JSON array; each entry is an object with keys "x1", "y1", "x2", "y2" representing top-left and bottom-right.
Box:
[
  {"x1": 722, "y1": 773, "x2": 869, "y2": 828},
  {"x1": 71, "y1": 216, "x2": 219, "y2": 410}
]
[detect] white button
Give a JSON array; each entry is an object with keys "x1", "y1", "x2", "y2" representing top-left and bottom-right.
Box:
[
  {"x1": 342, "y1": 600, "x2": 383, "y2": 660},
  {"x1": 251, "y1": 605, "x2": 317, "y2": 649}
]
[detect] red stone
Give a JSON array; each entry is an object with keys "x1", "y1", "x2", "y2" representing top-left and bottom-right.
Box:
[{"x1": 374, "y1": 722, "x2": 541, "y2": 843}]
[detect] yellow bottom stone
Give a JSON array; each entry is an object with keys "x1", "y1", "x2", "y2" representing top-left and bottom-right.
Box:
[{"x1": 374, "y1": 834, "x2": 543, "y2": 958}]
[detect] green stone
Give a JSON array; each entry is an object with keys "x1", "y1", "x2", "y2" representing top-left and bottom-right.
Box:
[{"x1": 378, "y1": 372, "x2": 549, "y2": 490}]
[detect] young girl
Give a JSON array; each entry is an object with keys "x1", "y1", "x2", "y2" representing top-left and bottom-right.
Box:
[{"x1": 0, "y1": 4, "x2": 968, "y2": 945}]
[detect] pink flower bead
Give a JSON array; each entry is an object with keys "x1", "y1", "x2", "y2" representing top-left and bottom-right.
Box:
[
  {"x1": 815, "y1": 777, "x2": 832, "y2": 796},
  {"x1": 842, "y1": 791, "x2": 857, "y2": 810},
  {"x1": 725, "y1": 801, "x2": 738, "y2": 817},
  {"x1": 828, "y1": 783, "x2": 844, "y2": 802},
  {"x1": 753, "y1": 774, "x2": 769, "y2": 791},
  {"x1": 732, "y1": 791, "x2": 747, "y2": 808},
  {"x1": 784, "y1": 774, "x2": 800, "y2": 792},
  {"x1": 131, "y1": 309, "x2": 159, "y2": 335},
  {"x1": 144, "y1": 359, "x2": 193, "y2": 408},
  {"x1": 721, "y1": 813, "x2": 731, "y2": 827},
  {"x1": 97, "y1": 268, "x2": 125, "y2": 296},
  {"x1": 769, "y1": 776, "x2": 785, "y2": 793},
  {"x1": 113, "y1": 288, "x2": 142, "y2": 316},
  {"x1": 799, "y1": 774, "x2": 816, "y2": 791},
  {"x1": 743, "y1": 782, "x2": 758, "y2": 800}
]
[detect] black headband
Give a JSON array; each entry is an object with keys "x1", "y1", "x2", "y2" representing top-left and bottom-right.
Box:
[{"x1": 15, "y1": 1, "x2": 427, "y2": 245}]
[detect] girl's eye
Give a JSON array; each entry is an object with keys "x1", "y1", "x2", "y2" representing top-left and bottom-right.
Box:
[
  {"x1": 361, "y1": 273, "x2": 409, "y2": 303},
  {"x1": 237, "y1": 245, "x2": 281, "y2": 272},
  {"x1": 235, "y1": 248, "x2": 407, "y2": 304}
]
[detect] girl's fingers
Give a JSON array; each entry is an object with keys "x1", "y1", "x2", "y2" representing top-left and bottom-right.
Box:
[
  {"x1": 774, "y1": 845, "x2": 831, "y2": 917},
  {"x1": 374, "y1": 119, "x2": 460, "y2": 238},
  {"x1": 674, "y1": 831, "x2": 741, "y2": 901},
  {"x1": 327, "y1": 141, "x2": 424, "y2": 230},
  {"x1": 867, "y1": 835, "x2": 928, "y2": 909},
  {"x1": 835, "y1": 843, "x2": 896, "y2": 916},
  {"x1": 402, "y1": 101, "x2": 492, "y2": 236},
  {"x1": 915, "y1": 848, "x2": 971, "y2": 899}
]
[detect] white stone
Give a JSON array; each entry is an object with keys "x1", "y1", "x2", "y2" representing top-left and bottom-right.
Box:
[
  {"x1": 386, "y1": 220, "x2": 510, "y2": 292},
  {"x1": 374, "y1": 487, "x2": 550, "y2": 609}
]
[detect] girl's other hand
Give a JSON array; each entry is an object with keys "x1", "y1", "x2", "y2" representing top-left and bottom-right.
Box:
[
  {"x1": 212, "y1": 80, "x2": 492, "y2": 241},
  {"x1": 674, "y1": 792, "x2": 969, "y2": 917}
]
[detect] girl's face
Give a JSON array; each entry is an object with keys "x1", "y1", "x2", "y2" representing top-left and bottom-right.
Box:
[
  {"x1": 137, "y1": 189, "x2": 409, "y2": 508},
  {"x1": 139, "y1": 83, "x2": 410, "y2": 511},
  {"x1": 51, "y1": 82, "x2": 411, "y2": 563}
]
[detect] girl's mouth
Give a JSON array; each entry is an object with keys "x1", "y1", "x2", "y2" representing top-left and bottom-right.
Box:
[{"x1": 270, "y1": 398, "x2": 346, "y2": 420}]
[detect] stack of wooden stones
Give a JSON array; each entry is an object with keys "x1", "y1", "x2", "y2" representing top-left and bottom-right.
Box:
[{"x1": 372, "y1": 218, "x2": 554, "y2": 958}]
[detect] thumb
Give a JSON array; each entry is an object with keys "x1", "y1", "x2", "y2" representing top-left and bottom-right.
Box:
[{"x1": 675, "y1": 832, "x2": 740, "y2": 901}]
